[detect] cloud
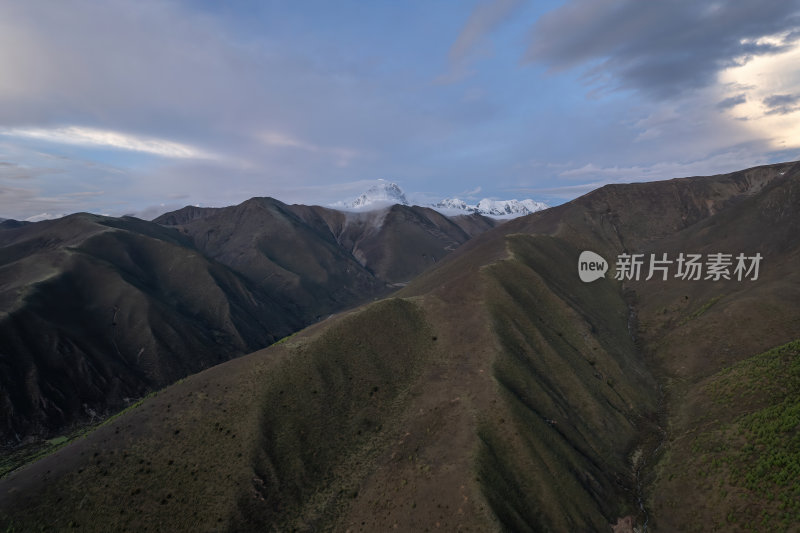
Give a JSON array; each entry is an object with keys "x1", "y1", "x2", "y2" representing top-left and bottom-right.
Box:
[
  {"x1": 450, "y1": 0, "x2": 524, "y2": 63},
  {"x1": 437, "y1": 0, "x2": 524, "y2": 84},
  {"x1": 0, "y1": 160, "x2": 55, "y2": 180},
  {"x1": 24, "y1": 212, "x2": 68, "y2": 222},
  {"x1": 559, "y1": 149, "x2": 782, "y2": 183},
  {"x1": 0, "y1": 140, "x2": 138, "y2": 219},
  {"x1": 717, "y1": 43, "x2": 800, "y2": 148},
  {"x1": 246, "y1": 179, "x2": 399, "y2": 208},
  {"x1": 717, "y1": 93, "x2": 748, "y2": 110},
  {"x1": 512, "y1": 181, "x2": 608, "y2": 199},
  {"x1": 0, "y1": 1, "x2": 478, "y2": 194},
  {"x1": 1, "y1": 126, "x2": 214, "y2": 159},
  {"x1": 762, "y1": 93, "x2": 800, "y2": 115},
  {"x1": 0, "y1": 185, "x2": 87, "y2": 221},
  {"x1": 0, "y1": 2, "x2": 371, "y2": 163},
  {"x1": 510, "y1": 148, "x2": 799, "y2": 201},
  {"x1": 631, "y1": 105, "x2": 683, "y2": 141},
  {"x1": 124, "y1": 202, "x2": 189, "y2": 221},
  {"x1": 259, "y1": 131, "x2": 361, "y2": 167},
  {"x1": 460, "y1": 185, "x2": 483, "y2": 197},
  {"x1": 525, "y1": 0, "x2": 800, "y2": 98}
]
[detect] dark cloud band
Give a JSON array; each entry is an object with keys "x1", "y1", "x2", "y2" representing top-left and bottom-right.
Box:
[{"x1": 525, "y1": 0, "x2": 800, "y2": 98}]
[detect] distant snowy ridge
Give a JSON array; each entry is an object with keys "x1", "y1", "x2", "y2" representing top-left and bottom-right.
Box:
[
  {"x1": 437, "y1": 198, "x2": 549, "y2": 217},
  {"x1": 334, "y1": 181, "x2": 548, "y2": 218}
]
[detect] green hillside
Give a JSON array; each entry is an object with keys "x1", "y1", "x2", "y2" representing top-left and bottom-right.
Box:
[{"x1": 650, "y1": 341, "x2": 800, "y2": 532}]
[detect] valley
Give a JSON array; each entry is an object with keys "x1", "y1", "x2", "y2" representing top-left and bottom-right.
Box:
[{"x1": 1, "y1": 162, "x2": 799, "y2": 531}]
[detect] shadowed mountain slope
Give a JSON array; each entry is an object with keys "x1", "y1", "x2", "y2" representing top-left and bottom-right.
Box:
[
  {"x1": 154, "y1": 197, "x2": 387, "y2": 322},
  {"x1": 0, "y1": 220, "x2": 29, "y2": 230},
  {"x1": 290, "y1": 203, "x2": 498, "y2": 283},
  {"x1": 0, "y1": 214, "x2": 304, "y2": 445},
  {"x1": 1, "y1": 162, "x2": 799, "y2": 531}
]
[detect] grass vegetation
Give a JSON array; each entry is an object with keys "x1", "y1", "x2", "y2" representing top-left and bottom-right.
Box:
[
  {"x1": 677, "y1": 295, "x2": 723, "y2": 327},
  {"x1": 654, "y1": 340, "x2": 800, "y2": 531},
  {"x1": 476, "y1": 234, "x2": 658, "y2": 531},
  {"x1": 236, "y1": 297, "x2": 436, "y2": 530},
  {"x1": 1, "y1": 392, "x2": 160, "y2": 481},
  {"x1": 0, "y1": 298, "x2": 438, "y2": 533},
  {"x1": 1, "y1": 433, "x2": 75, "y2": 480},
  {"x1": 703, "y1": 341, "x2": 800, "y2": 531}
]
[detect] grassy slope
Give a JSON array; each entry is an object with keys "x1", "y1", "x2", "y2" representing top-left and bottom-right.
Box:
[
  {"x1": 651, "y1": 341, "x2": 800, "y2": 532},
  {"x1": 628, "y1": 167, "x2": 800, "y2": 531},
  {"x1": 477, "y1": 234, "x2": 657, "y2": 532},
  {"x1": 235, "y1": 297, "x2": 441, "y2": 531}
]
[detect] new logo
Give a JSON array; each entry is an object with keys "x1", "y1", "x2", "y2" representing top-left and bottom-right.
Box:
[{"x1": 578, "y1": 251, "x2": 608, "y2": 283}]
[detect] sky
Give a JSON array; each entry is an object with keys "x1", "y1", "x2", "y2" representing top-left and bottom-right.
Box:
[{"x1": 1, "y1": 0, "x2": 799, "y2": 221}]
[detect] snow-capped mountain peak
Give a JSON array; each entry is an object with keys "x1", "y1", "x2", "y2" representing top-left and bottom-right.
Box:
[
  {"x1": 343, "y1": 180, "x2": 409, "y2": 209},
  {"x1": 474, "y1": 198, "x2": 549, "y2": 217},
  {"x1": 435, "y1": 198, "x2": 471, "y2": 211},
  {"x1": 434, "y1": 197, "x2": 548, "y2": 218},
  {"x1": 334, "y1": 181, "x2": 548, "y2": 218}
]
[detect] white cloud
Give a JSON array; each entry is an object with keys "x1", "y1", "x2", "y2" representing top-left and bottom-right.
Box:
[
  {"x1": 124, "y1": 202, "x2": 188, "y2": 221},
  {"x1": 0, "y1": 184, "x2": 93, "y2": 221},
  {"x1": 718, "y1": 40, "x2": 800, "y2": 149},
  {"x1": 24, "y1": 212, "x2": 67, "y2": 222},
  {"x1": 460, "y1": 185, "x2": 483, "y2": 197},
  {"x1": 632, "y1": 106, "x2": 682, "y2": 141},
  {"x1": 437, "y1": 0, "x2": 524, "y2": 84},
  {"x1": 0, "y1": 160, "x2": 55, "y2": 180},
  {"x1": 259, "y1": 131, "x2": 361, "y2": 167},
  {"x1": 511, "y1": 148, "x2": 795, "y2": 203},
  {"x1": 1, "y1": 126, "x2": 214, "y2": 159},
  {"x1": 557, "y1": 150, "x2": 777, "y2": 183},
  {"x1": 512, "y1": 181, "x2": 608, "y2": 199}
]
